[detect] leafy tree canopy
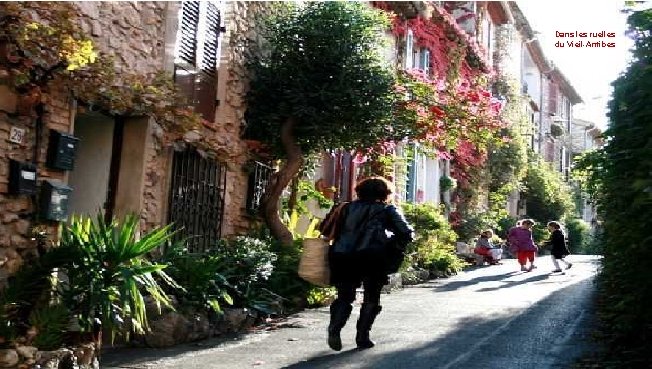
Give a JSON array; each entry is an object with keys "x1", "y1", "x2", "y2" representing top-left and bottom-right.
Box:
[{"x1": 245, "y1": 2, "x2": 397, "y2": 156}]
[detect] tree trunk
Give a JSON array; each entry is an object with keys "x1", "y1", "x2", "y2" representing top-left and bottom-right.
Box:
[
  {"x1": 287, "y1": 176, "x2": 300, "y2": 214},
  {"x1": 261, "y1": 117, "x2": 304, "y2": 246}
]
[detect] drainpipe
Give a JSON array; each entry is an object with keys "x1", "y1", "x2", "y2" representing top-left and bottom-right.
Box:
[
  {"x1": 33, "y1": 103, "x2": 44, "y2": 165},
  {"x1": 32, "y1": 102, "x2": 46, "y2": 255}
]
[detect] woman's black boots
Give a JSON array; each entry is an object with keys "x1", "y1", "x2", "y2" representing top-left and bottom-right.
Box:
[
  {"x1": 356, "y1": 303, "x2": 382, "y2": 349},
  {"x1": 328, "y1": 300, "x2": 353, "y2": 351}
]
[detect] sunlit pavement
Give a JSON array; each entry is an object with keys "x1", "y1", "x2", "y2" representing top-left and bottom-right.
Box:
[{"x1": 103, "y1": 255, "x2": 601, "y2": 369}]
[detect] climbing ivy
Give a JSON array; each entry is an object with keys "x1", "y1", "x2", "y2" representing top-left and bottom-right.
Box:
[{"x1": 0, "y1": 2, "x2": 202, "y2": 136}]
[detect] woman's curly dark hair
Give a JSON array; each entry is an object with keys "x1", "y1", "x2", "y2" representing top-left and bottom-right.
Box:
[{"x1": 354, "y1": 176, "x2": 393, "y2": 203}]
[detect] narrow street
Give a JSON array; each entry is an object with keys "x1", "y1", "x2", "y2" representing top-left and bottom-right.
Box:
[{"x1": 103, "y1": 255, "x2": 600, "y2": 369}]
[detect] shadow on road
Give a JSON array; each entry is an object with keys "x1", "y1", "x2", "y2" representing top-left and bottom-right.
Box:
[
  {"x1": 103, "y1": 257, "x2": 602, "y2": 369},
  {"x1": 279, "y1": 278, "x2": 598, "y2": 369},
  {"x1": 431, "y1": 271, "x2": 520, "y2": 292},
  {"x1": 102, "y1": 331, "x2": 254, "y2": 367},
  {"x1": 280, "y1": 347, "x2": 361, "y2": 369},
  {"x1": 475, "y1": 273, "x2": 551, "y2": 292}
]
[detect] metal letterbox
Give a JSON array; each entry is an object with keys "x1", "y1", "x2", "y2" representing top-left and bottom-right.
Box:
[
  {"x1": 8, "y1": 160, "x2": 37, "y2": 195},
  {"x1": 46, "y1": 130, "x2": 79, "y2": 171},
  {"x1": 40, "y1": 180, "x2": 72, "y2": 221}
]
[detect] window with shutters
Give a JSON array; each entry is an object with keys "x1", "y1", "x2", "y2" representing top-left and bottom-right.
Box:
[
  {"x1": 405, "y1": 29, "x2": 414, "y2": 69},
  {"x1": 420, "y1": 48, "x2": 430, "y2": 76},
  {"x1": 174, "y1": 1, "x2": 222, "y2": 122}
]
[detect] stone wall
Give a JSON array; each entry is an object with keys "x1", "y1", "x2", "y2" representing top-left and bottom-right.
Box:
[
  {"x1": 0, "y1": 87, "x2": 71, "y2": 286},
  {"x1": 210, "y1": 1, "x2": 274, "y2": 236},
  {"x1": 77, "y1": 1, "x2": 168, "y2": 74},
  {"x1": 0, "y1": 2, "x2": 170, "y2": 287},
  {"x1": 109, "y1": 1, "x2": 273, "y2": 237},
  {"x1": 1, "y1": 1, "x2": 269, "y2": 286},
  {"x1": 140, "y1": 1, "x2": 274, "y2": 236},
  {"x1": 77, "y1": 0, "x2": 272, "y2": 237}
]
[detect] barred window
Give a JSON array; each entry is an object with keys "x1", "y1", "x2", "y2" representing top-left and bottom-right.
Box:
[
  {"x1": 246, "y1": 161, "x2": 274, "y2": 215},
  {"x1": 168, "y1": 147, "x2": 227, "y2": 253}
]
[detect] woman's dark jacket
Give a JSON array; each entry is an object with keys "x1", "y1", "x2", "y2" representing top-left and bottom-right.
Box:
[
  {"x1": 550, "y1": 229, "x2": 570, "y2": 258},
  {"x1": 329, "y1": 200, "x2": 413, "y2": 284}
]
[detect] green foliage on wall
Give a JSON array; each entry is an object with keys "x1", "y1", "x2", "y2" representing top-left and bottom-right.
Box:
[
  {"x1": 564, "y1": 218, "x2": 593, "y2": 254},
  {"x1": 522, "y1": 155, "x2": 575, "y2": 223}
]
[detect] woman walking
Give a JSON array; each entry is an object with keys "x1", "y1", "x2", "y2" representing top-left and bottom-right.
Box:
[
  {"x1": 326, "y1": 177, "x2": 413, "y2": 351},
  {"x1": 546, "y1": 221, "x2": 573, "y2": 273},
  {"x1": 507, "y1": 219, "x2": 538, "y2": 272}
]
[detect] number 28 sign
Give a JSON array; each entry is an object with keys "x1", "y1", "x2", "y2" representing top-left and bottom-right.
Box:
[{"x1": 9, "y1": 126, "x2": 25, "y2": 144}]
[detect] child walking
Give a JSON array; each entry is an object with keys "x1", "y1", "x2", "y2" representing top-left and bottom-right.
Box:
[
  {"x1": 507, "y1": 219, "x2": 538, "y2": 272},
  {"x1": 547, "y1": 221, "x2": 572, "y2": 273}
]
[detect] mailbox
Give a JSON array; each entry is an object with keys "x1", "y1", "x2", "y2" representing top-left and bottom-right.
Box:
[
  {"x1": 46, "y1": 130, "x2": 79, "y2": 171},
  {"x1": 40, "y1": 180, "x2": 72, "y2": 221},
  {"x1": 9, "y1": 160, "x2": 37, "y2": 195}
]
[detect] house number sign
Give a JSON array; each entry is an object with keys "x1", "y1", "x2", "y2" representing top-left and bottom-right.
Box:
[{"x1": 9, "y1": 126, "x2": 25, "y2": 144}]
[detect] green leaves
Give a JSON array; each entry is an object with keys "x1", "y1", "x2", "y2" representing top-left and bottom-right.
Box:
[
  {"x1": 246, "y1": 2, "x2": 396, "y2": 156},
  {"x1": 523, "y1": 156, "x2": 575, "y2": 223},
  {"x1": 58, "y1": 213, "x2": 179, "y2": 341},
  {"x1": 400, "y1": 202, "x2": 462, "y2": 273},
  {"x1": 583, "y1": 7, "x2": 652, "y2": 364},
  {"x1": 2, "y1": 3, "x2": 202, "y2": 136}
]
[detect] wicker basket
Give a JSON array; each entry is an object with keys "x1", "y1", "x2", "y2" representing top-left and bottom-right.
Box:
[{"x1": 298, "y1": 238, "x2": 331, "y2": 287}]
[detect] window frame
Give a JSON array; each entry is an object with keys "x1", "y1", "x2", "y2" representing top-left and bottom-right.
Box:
[
  {"x1": 173, "y1": 1, "x2": 223, "y2": 123},
  {"x1": 405, "y1": 29, "x2": 414, "y2": 69}
]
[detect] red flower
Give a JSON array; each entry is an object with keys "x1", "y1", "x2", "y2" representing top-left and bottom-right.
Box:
[{"x1": 430, "y1": 105, "x2": 445, "y2": 118}]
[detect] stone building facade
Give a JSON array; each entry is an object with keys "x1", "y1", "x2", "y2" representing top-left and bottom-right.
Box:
[{"x1": 0, "y1": 1, "x2": 269, "y2": 285}]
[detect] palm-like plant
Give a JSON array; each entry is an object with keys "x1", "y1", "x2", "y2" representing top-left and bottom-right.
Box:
[
  {"x1": 58, "y1": 214, "x2": 180, "y2": 341},
  {"x1": 159, "y1": 240, "x2": 234, "y2": 315}
]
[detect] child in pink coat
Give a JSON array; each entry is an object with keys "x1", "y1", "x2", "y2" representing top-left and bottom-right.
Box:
[{"x1": 507, "y1": 219, "x2": 538, "y2": 271}]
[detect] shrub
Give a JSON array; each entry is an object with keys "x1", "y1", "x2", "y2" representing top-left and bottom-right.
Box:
[
  {"x1": 217, "y1": 236, "x2": 281, "y2": 313},
  {"x1": 264, "y1": 237, "x2": 312, "y2": 312},
  {"x1": 29, "y1": 304, "x2": 69, "y2": 350},
  {"x1": 400, "y1": 203, "x2": 464, "y2": 275},
  {"x1": 496, "y1": 216, "x2": 518, "y2": 239},
  {"x1": 158, "y1": 241, "x2": 234, "y2": 315},
  {"x1": 532, "y1": 223, "x2": 550, "y2": 249},
  {"x1": 0, "y1": 247, "x2": 75, "y2": 348},
  {"x1": 218, "y1": 236, "x2": 277, "y2": 294},
  {"x1": 564, "y1": 218, "x2": 592, "y2": 254},
  {"x1": 570, "y1": 8, "x2": 652, "y2": 364},
  {"x1": 160, "y1": 235, "x2": 283, "y2": 315},
  {"x1": 306, "y1": 287, "x2": 337, "y2": 307},
  {"x1": 523, "y1": 156, "x2": 575, "y2": 223},
  {"x1": 439, "y1": 175, "x2": 457, "y2": 192},
  {"x1": 453, "y1": 211, "x2": 494, "y2": 244}
]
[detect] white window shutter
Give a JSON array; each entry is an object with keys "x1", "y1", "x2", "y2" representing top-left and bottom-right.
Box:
[
  {"x1": 405, "y1": 29, "x2": 414, "y2": 69},
  {"x1": 422, "y1": 49, "x2": 430, "y2": 76}
]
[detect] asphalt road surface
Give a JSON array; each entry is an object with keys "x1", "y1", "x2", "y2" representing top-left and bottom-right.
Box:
[{"x1": 104, "y1": 255, "x2": 600, "y2": 369}]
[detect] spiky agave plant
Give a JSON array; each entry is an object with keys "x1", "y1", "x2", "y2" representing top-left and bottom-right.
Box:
[{"x1": 59, "y1": 213, "x2": 181, "y2": 341}]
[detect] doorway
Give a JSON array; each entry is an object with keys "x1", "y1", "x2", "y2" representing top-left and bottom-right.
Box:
[{"x1": 67, "y1": 112, "x2": 120, "y2": 220}]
